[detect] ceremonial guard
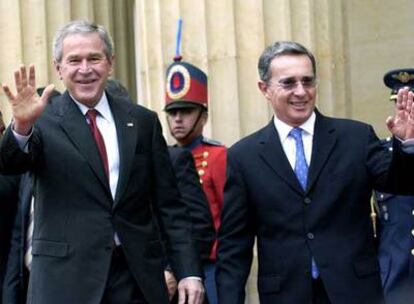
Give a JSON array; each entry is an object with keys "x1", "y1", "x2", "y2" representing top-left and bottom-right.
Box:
[
  {"x1": 374, "y1": 68, "x2": 414, "y2": 304},
  {"x1": 164, "y1": 55, "x2": 227, "y2": 304}
]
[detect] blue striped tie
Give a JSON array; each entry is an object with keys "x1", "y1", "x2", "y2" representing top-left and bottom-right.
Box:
[
  {"x1": 289, "y1": 128, "x2": 319, "y2": 279},
  {"x1": 289, "y1": 128, "x2": 308, "y2": 190}
]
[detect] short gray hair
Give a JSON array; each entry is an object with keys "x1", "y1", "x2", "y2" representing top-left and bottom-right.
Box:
[
  {"x1": 53, "y1": 20, "x2": 114, "y2": 63},
  {"x1": 258, "y1": 41, "x2": 316, "y2": 84}
]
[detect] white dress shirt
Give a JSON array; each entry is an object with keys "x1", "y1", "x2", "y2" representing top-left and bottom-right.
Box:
[
  {"x1": 73, "y1": 93, "x2": 120, "y2": 199},
  {"x1": 273, "y1": 112, "x2": 316, "y2": 169}
]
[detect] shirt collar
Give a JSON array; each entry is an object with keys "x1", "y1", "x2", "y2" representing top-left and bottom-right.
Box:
[
  {"x1": 71, "y1": 92, "x2": 112, "y2": 123},
  {"x1": 273, "y1": 111, "x2": 316, "y2": 142}
]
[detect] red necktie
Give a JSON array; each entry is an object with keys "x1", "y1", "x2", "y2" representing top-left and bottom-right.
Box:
[{"x1": 86, "y1": 109, "x2": 109, "y2": 180}]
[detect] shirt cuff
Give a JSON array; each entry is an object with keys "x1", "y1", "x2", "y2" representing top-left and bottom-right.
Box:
[
  {"x1": 11, "y1": 124, "x2": 31, "y2": 152},
  {"x1": 181, "y1": 276, "x2": 202, "y2": 282},
  {"x1": 400, "y1": 137, "x2": 414, "y2": 154}
]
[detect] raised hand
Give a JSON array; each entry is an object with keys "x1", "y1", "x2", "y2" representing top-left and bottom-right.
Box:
[
  {"x1": 2, "y1": 64, "x2": 55, "y2": 135},
  {"x1": 386, "y1": 87, "x2": 414, "y2": 140}
]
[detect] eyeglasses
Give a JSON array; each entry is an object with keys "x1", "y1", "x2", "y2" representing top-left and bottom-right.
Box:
[{"x1": 272, "y1": 76, "x2": 318, "y2": 91}]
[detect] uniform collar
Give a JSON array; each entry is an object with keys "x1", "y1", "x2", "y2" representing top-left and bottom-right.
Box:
[{"x1": 183, "y1": 135, "x2": 203, "y2": 151}]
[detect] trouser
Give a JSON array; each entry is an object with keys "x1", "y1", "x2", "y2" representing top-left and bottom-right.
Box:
[
  {"x1": 101, "y1": 246, "x2": 148, "y2": 304},
  {"x1": 203, "y1": 261, "x2": 217, "y2": 304}
]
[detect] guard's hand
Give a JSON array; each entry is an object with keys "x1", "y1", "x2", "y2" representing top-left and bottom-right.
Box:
[
  {"x1": 177, "y1": 277, "x2": 204, "y2": 304},
  {"x1": 164, "y1": 270, "x2": 178, "y2": 301},
  {"x1": 386, "y1": 87, "x2": 414, "y2": 140},
  {"x1": 2, "y1": 64, "x2": 54, "y2": 135}
]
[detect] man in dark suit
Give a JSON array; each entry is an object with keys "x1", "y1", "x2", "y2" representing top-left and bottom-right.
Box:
[
  {"x1": 0, "y1": 176, "x2": 20, "y2": 304},
  {"x1": 2, "y1": 173, "x2": 31, "y2": 304},
  {"x1": 374, "y1": 68, "x2": 414, "y2": 304},
  {"x1": 2, "y1": 90, "x2": 60, "y2": 304},
  {"x1": 216, "y1": 41, "x2": 414, "y2": 304},
  {"x1": 0, "y1": 174, "x2": 20, "y2": 304},
  {"x1": 0, "y1": 20, "x2": 203, "y2": 304},
  {"x1": 0, "y1": 110, "x2": 20, "y2": 304}
]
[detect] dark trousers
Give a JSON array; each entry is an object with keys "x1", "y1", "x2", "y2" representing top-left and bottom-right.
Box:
[
  {"x1": 101, "y1": 247, "x2": 148, "y2": 304},
  {"x1": 312, "y1": 278, "x2": 331, "y2": 304}
]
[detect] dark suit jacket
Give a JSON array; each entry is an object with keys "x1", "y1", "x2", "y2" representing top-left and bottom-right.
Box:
[
  {"x1": 168, "y1": 147, "x2": 214, "y2": 262},
  {"x1": 217, "y1": 111, "x2": 414, "y2": 304},
  {"x1": 0, "y1": 175, "x2": 20, "y2": 303},
  {"x1": 2, "y1": 173, "x2": 32, "y2": 304},
  {"x1": 0, "y1": 91, "x2": 201, "y2": 304}
]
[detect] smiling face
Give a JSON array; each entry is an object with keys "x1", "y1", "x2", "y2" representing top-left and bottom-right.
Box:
[
  {"x1": 258, "y1": 54, "x2": 317, "y2": 127},
  {"x1": 54, "y1": 32, "x2": 114, "y2": 107}
]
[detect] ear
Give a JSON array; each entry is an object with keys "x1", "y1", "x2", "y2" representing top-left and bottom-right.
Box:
[
  {"x1": 200, "y1": 110, "x2": 208, "y2": 125},
  {"x1": 53, "y1": 60, "x2": 62, "y2": 80},
  {"x1": 258, "y1": 80, "x2": 271, "y2": 100},
  {"x1": 107, "y1": 55, "x2": 115, "y2": 76}
]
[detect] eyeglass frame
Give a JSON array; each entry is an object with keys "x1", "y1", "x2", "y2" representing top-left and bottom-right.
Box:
[{"x1": 269, "y1": 76, "x2": 319, "y2": 91}]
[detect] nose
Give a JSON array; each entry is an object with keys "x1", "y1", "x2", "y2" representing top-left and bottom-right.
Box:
[
  {"x1": 293, "y1": 82, "x2": 307, "y2": 96},
  {"x1": 173, "y1": 112, "x2": 183, "y2": 121},
  {"x1": 168, "y1": 111, "x2": 182, "y2": 122},
  {"x1": 78, "y1": 60, "x2": 91, "y2": 73}
]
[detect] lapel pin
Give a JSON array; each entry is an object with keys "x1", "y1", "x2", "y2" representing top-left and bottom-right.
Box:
[{"x1": 127, "y1": 122, "x2": 134, "y2": 127}]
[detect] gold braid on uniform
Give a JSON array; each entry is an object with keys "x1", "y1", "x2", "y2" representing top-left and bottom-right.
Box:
[{"x1": 370, "y1": 193, "x2": 379, "y2": 238}]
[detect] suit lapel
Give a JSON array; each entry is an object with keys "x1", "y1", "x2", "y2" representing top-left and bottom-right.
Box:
[
  {"x1": 57, "y1": 92, "x2": 111, "y2": 196},
  {"x1": 307, "y1": 111, "x2": 337, "y2": 191},
  {"x1": 259, "y1": 121, "x2": 304, "y2": 193},
  {"x1": 108, "y1": 97, "x2": 138, "y2": 208}
]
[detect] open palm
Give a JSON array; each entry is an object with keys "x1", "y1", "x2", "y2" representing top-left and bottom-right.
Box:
[
  {"x1": 386, "y1": 87, "x2": 414, "y2": 140},
  {"x1": 2, "y1": 64, "x2": 54, "y2": 135}
]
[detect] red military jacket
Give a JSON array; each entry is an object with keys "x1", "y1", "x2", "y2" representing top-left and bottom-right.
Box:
[{"x1": 191, "y1": 137, "x2": 227, "y2": 260}]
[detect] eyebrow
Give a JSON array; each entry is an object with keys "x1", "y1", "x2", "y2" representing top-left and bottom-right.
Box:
[{"x1": 278, "y1": 75, "x2": 315, "y2": 81}]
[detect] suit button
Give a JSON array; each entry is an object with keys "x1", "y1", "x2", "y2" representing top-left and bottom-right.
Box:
[
  {"x1": 304, "y1": 197, "x2": 311, "y2": 205},
  {"x1": 411, "y1": 249, "x2": 414, "y2": 256},
  {"x1": 307, "y1": 232, "x2": 314, "y2": 240},
  {"x1": 412, "y1": 210, "x2": 414, "y2": 216},
  {"x1": 412, "y1": 229, "x2": 414, "y2": 236}
]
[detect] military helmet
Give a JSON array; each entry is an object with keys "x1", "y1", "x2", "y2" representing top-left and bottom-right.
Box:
[
  {"x1": 164, "y1": 56, "x2": 208, "y2": 112},
  {"x1": 383, "y1": 68, "x2": 414, "y2": 102}
]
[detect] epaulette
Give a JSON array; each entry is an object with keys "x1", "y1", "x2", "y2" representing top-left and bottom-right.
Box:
[{"x1": 201, "y1": 137, "x2": 223, "y2": 146}]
